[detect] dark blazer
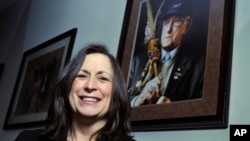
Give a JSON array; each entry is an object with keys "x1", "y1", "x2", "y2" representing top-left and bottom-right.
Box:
[
  {"x1": 15, "y1": 129, "x2": 135, "y2": 141},
  {"x1": 15, "y1": 129, "x2": 58, "y2": 141},
  {"x1": 128, "y1": 46, "x2": 205, "y2": 102}
]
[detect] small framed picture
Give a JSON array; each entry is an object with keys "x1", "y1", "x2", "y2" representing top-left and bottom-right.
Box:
[{"x1": 3, "y1": 28, "x2": 77, "y2": 129}]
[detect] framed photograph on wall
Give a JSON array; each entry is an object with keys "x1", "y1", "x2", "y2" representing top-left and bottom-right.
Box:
[
  {"x1": 3, "y1": 28, "x2": 77, "y2": 129},
  {"x1": 117, "y1": 0, "x2": 235, "y2": 131}
]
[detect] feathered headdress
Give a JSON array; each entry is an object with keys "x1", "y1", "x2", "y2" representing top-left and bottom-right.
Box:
[
  {"x1": 128, "y1": 0, "x2": 166, "y2": 96},
  {"x1": 144, "y1": 0, "x2": 166, "y2": 43}
]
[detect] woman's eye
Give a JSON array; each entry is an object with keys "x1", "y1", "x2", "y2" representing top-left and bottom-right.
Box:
[
  {"x1": 77, "y1": 74, "x2": 86, "y2": 78},
  {"x1": 100, "y1": 77, "x2": 108, "y2": 81},
  {"x1": 99, "y1": 76, "x2": 109, "y2": 82}
]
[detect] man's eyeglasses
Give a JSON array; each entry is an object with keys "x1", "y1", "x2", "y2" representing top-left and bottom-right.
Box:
[{"x1": 163, "y1": 17, "x2": 185, "y2": 27}]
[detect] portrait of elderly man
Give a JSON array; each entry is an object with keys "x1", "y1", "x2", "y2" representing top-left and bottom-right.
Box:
[{"x1": 127, "y1": 0, "x2": 208, "y2": 107}]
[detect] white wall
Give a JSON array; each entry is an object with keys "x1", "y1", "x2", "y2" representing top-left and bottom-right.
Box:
[{"x1": 0, "y1": 0, "x2": 250, "y2": 141}]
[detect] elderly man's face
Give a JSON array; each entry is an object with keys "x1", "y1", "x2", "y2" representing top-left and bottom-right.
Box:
[{"x1": 160, "y1": 15, "x2": 190, "y2": 51}]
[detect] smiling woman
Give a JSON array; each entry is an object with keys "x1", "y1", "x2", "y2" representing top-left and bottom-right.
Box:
[
  {"x1": 69, "y1": 53, "x2": 113, "y2": 119},
  {"x1": 15, "y1": 43, "x2": 135, "y2": 141}
]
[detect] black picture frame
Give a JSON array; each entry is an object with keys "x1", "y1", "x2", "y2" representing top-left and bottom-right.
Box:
[
  {"x1": 3, "y1": 28, "x2": 77, "y2": 129},
  {"x1": 117, "y1": 0, "x2": 235, "y2": 131},
  {"x1": 0, "y1": 62, "x2": 4, "y2": 78}
]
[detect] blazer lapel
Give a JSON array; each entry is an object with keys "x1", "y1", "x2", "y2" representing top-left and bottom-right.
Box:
[{"x1": 164, "y1": 54, "x2": 189, "y2": 97}]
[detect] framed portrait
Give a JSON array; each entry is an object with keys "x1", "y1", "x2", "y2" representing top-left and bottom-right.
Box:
[
  {"x1": 117, "y1": 0, "x2": 235, "y2": 131},
  {"x1": 3, "y1": 28, "x2": 77, "y2": 129}
]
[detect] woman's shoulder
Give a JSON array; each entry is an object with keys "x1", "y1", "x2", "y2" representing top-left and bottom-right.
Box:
[{"x1": 15, "y1": 129, "x2": 52, "y2": 141}]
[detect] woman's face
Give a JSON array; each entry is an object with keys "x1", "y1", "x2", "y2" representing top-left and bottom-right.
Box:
[{"x1": 69, "y1": 53, "x2": 113, "y2": 119}]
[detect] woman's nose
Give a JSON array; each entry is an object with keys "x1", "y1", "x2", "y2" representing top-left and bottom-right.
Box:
[{"x1": 84, "y1": 77, "x2": 97, "y2": 92}]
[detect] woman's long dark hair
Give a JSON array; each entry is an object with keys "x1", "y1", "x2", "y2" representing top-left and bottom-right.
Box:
[{"x1": 43, "y1": 43, "x2": 133, "y2": 141}]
